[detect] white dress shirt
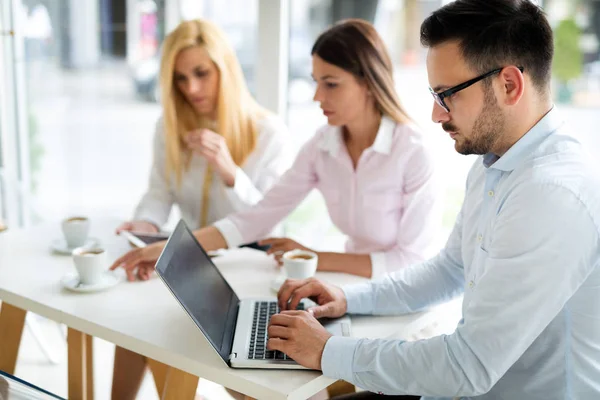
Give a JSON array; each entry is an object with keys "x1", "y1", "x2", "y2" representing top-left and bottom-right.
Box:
[
  {"x1": 133, "y1": 115, "x2": 291, "y2": 230},
  {"x1": 322, "y1": 108, "x2": 600, "y2": 399}
]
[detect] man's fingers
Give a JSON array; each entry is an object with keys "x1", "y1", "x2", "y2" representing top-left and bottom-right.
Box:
[
  {"x1": 267, "y1": 325, "x2": 290, "y2": 340},
  {"x1": 277, "y1": 279, "x2": 307, "y2": 310},
  {"x1": 266, "y1": 337, "x2": 287, "y2": 352},
  {"x1": 308, "y1": 303, "x2": 336, "y2": 319},
  {"x1": 269, "y1": 313, "x2": 298, "y2": 327},
  {"x1": 287, "y1": 280, "x2": 321, "y2": 311}
]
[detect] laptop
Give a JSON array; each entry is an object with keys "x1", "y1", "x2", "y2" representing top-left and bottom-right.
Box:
[{"x1": 154, "y1": 219, "x2": 352, "y2": 369}]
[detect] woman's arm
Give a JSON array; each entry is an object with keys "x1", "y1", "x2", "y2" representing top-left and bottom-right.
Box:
[
  {"x1": 258, "y1": 237, "x2": 375, "y2": 278},
  {"x1": 210, "y1": 131, "x2": 327, "y2": 249},
  {"x1": 316, "y1": 253, "x2": 373, "y2": 278},
  {"x1": 222, "y1": 116, "x2": 293, "y2": 210}
]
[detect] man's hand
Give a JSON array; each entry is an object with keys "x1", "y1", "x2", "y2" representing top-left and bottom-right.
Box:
[
  {"x1": 267, "y1": 310, "x2": 332, "y2": 370},
  {"x1": 278, "y1": 277, "x2": 347, "y2": 318}
]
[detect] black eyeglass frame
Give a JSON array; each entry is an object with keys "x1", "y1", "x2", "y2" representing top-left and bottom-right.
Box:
[{"x1": 430, "y1": 66, "x2": 524, "y2": 112}]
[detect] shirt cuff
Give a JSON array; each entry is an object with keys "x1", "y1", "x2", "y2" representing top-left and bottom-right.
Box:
[
  {"x1": 223, "y1": 167, "x2": 262, "y2": 206},
  {"x1": 370, "y1": 252, "x2": 388, "y2": 279},
  {"x1": 342, "y1": 283, "x2": 375, "y2": 315},
  {"x1": 213, "y1": 218, "x2": 245, "y2": 249},
  {"x1": 321, "y1": 336, "x2": 361, "y2": 382}
]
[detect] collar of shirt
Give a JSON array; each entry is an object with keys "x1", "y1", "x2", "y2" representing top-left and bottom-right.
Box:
[
  {"x1": 483, "y1": 106, "x2": 564, "y2": 171},
  {"x1": 317, "y1": 115, "x2": 396, "y2": 157}
]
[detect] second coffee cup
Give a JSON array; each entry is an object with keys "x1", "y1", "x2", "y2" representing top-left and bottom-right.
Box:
[{"x1": 282, "y1": 249, "x2": 318, "y2": 280}]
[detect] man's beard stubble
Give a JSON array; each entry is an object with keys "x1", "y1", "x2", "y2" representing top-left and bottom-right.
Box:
[{"x1": 446, "y1": 86, "x2": 505, "y2": 156}]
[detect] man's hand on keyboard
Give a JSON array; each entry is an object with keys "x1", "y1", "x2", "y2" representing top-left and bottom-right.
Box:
[
  {"x1": 277, "y1": 277, "x2": 347, "y2": 319},
  {"x1": 267, "y1": 310, "x2": 332, "y2": 370}
]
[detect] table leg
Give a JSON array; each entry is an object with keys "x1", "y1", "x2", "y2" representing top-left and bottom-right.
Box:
[
  {"x1": 0, "y1": 302, "x2": 27, "y2": 374},
  {"x1": 327, "y1": 380, "x2": 356, "y2": 397},
  {"x1": 67, "y1": 328, "x2": 94, "y2": 400},
  {"x1": 148, "y1": 358, "x2": 169, "y2": 396},
  {"x1": 86, "y1": 335, "x2": 94, "y2": 400},
  {"x1": 160, "y1": 366, "x2": 199, "y2": 400}
]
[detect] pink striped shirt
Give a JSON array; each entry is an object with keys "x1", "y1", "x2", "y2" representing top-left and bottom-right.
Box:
[{"x1": 214, "y1": 116, "x2": 442, "y2": 277}]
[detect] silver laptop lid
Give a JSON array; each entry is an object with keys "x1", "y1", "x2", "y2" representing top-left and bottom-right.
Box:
[{"x1": 155, "y1": 219, "x2": 240, "y2": 364}]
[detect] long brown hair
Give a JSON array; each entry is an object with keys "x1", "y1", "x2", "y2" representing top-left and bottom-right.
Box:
[
  {"x1": 311, "y1": 19, "x2": 411, "y2": 124},
  {"x1": 160, "y1": 19, "x2": 267, "y2": 186}
]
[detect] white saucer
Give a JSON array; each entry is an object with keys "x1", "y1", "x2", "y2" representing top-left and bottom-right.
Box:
[
  {"x1": 51, "y1": 237, "x2": 100, "y2": 255},
  {"x1": 270, "y1": 273, "x2": 287, "y2": 293},
  {"x1": 61, "y1": 271, "x2": 121, "y2": 293}
]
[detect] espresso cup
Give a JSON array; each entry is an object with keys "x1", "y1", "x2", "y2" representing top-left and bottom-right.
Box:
[
  {"x1": 72, "y1": 247, "x2": 107, "y2": 285},
  {"x1": 282, "y1": 249, "x2": 318, "y2": 280},
  {"x1": 61, "y1": 216, "x2": 90, "y2": 249}
]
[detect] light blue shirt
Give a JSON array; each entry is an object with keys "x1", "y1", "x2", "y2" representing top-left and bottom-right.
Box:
[{"x1": 321, "y1": 108, "x2": 600, "y2": 399}]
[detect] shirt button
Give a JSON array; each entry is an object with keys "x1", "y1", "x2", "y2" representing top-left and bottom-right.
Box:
[
  {"x1": 477, "y1": 234, "x2": 483, "y2": 242},
  {"x1": 488, "y1": 190, "x2": 494, "y2": 197},
  {"x1": 468, "y1": 281, "x2": 474, "y2": 288}
]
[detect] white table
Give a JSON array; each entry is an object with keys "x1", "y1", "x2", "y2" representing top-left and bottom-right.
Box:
[{"x1": 0, "y1": 219, "x2": 461, "y2": 400}]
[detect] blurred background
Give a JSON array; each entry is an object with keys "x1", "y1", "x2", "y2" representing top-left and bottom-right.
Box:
[{"x1": 1, "y1": 0, "x2": 599, "y2": 247}]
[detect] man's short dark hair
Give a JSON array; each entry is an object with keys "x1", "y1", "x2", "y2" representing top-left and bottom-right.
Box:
[{"x1": 420, "y1": 0, "x2": 553, "y2": 92}]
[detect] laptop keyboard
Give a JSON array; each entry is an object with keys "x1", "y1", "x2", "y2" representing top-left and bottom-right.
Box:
[{"x1": 247, "y1": 301, "x2": 304, "y2": 361}]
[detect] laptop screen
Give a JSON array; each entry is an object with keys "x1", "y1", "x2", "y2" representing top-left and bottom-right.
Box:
[{"x1": 155, "y1": 220, "x2": 240, "y2": 361}]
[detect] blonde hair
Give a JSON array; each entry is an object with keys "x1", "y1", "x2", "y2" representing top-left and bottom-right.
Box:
[{"x1": 159, "y1": 19, "x2": 267, "y2": 186}]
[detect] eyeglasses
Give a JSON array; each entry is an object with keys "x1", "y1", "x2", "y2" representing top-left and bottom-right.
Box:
[{"x1": 429, "y1": 66, "x2": 524, "y2": 113}]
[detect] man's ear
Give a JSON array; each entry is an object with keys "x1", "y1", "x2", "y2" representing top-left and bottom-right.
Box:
[{"x1": 499, "y1": 66, "x2": 525, "y2": 106}]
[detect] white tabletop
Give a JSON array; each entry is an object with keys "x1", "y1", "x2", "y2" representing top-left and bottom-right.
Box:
[{"x1": 0, "y1": 218, "x2": 461, "y2": 400}]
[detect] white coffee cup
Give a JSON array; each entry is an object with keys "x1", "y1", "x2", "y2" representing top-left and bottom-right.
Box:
[
  {"x1": 62, "y1": 216, "x2": 90, "y2": 249},
  {"x1": 72, "y1": 247, "x2": 107, "y2": 285},
  {"x1": 282, "y1": 249, "x2": 318, "y2": 280}
]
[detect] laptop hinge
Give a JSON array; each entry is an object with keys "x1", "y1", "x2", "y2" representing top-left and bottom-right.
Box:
[{"x1": 229, "y1": 352, "x2": 237, "y2": 361}]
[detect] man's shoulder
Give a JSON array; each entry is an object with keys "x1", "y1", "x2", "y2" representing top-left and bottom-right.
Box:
[{"x1": 511, "y1": 131, "x2": 600, "y2": 227}]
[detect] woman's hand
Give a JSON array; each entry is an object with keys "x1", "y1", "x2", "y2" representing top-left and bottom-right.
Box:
[
  {"x1": 115, "y1": 220, "x2": 158, "y2": 235},
  {"x1": 109, "y1": 241, "x2": 166, "y2": 282},
  {"x1": 259, "y1": 237, "x2": 314, "y2": 265},
  {"x1": 186, "y1": 129, "x2": 237, "y2": 187}
]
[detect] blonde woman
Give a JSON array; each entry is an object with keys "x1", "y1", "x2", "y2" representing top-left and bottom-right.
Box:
[
  {"x1": 111, "y1": 19, "x2": 289, "y2": 399},
  {"x1": 115, "y1": 18, "x2": 290, "y2": 280}
]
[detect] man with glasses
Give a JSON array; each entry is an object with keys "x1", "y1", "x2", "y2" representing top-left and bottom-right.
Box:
[{"x1": 267, "y1": 0, "x2": 600, "y2": 399}]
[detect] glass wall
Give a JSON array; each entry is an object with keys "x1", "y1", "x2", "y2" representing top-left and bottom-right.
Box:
[
  {"x1": 4, "y1": 0, "x2": 258, "y2": 228},
  {"x1": 2, "y1": 0, "x2": 599, "y2": 240}
]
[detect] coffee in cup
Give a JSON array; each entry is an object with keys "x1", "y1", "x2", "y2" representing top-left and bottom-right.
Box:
[
  {"x1": 282, "y1": 250, "x2": 318, "y2": 280},
  {"x1": 72, "y1": 247, "x2": 107, "y2": 285},
  {"x1": 62, "y1": 216, "x2": 90, "y2": 249}
]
